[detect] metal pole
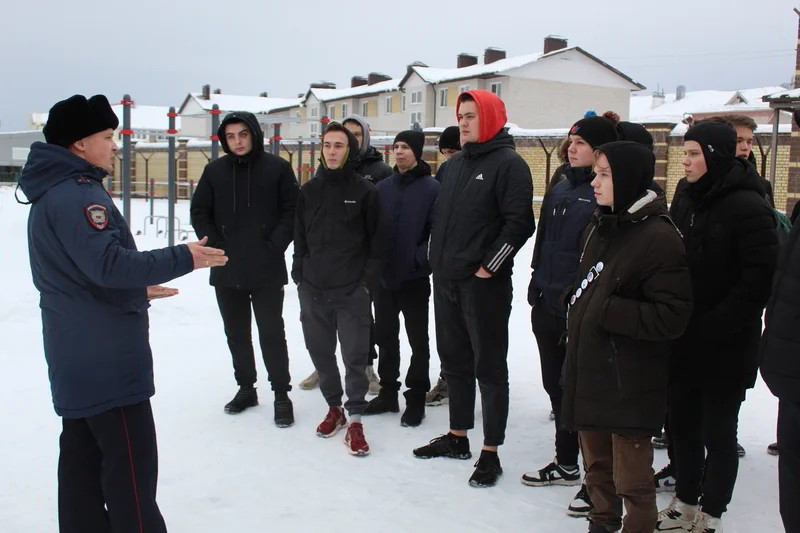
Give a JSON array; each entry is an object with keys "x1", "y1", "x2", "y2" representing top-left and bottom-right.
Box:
[
  {"x1": 273, "y1": 123, "x2": 282, "y2": 156},
  {"x1": 310, "y1": 142, "x2": 316, "y2": 175},
  {"x1": 769, "y1": 109, "x2": 780, "y2": 193},
  {"x1": 149, "y1": 179, "x2": 154, "y2": 221},
  {"x1": 211, "y1": 104, "x2": 221, "y2": 161},
  {"x1": 168, "y1": 107, "x2": 176, "y2": 247},
  {"x1": 189, "y1": 180, "x2": 195, "y2": 198},
  {"x1": 121, "y1": 94, "x2": 132, "y2": 224},
  {"x1": 297, "y1": 140, "x2": 303, "y2": 183}
]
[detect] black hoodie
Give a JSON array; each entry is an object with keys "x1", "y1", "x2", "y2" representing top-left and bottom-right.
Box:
[
  {"x1": 292, "y1": 126, "x2": 383, "y2": 296},
  {"x1": 670, "y1": 123, "x2": 778, "y2": 390},
  {"x1": 190, "y1": 111, "x2": 299, "y2": 289}
]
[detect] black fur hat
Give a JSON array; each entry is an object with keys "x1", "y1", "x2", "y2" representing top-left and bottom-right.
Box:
[{"x1": 43, "y1": 94, "x2": 119, "y2": 147}]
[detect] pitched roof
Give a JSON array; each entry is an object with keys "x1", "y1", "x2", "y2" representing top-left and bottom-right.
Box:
[
  {"x1": 631, "y1": 86, "x2": 785, "y2": 123},
  {"x1": 399, "y1": 46, "x2": 645, "y2": 90},
  {"x1": 303, "y1": 78, "x2": 402, "y2": 104},
  {"x1": 178, "y1": 93, "x2": 302, "y2": 115}
]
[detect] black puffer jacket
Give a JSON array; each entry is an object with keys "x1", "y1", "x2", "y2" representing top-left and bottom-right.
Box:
[
  {"x1": 357, "y1": 146, "x2": 393, "y2": 185},
  {"x1": 561, "y1": 142, "x2": 692, "y2": 436},
  {"x1": 292, "y1": 127, "x2": 382, "y2": 296},
  {"x1": 190, "y1": 112, "x2": 298, "y2": 289},
  {"x1": 430, "y1": 131, "x2": 535, "y2": 280},
  {"x1": 670, "y1": 161, "x2": 778, "y2": 390},
  {"x1": 761, "y1": 217, "x2": 800, "y2": 402}
]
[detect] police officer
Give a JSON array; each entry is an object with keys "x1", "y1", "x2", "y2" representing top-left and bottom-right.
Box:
[{"x1": 17, "y1": 94, "x2": 227, "y2": 533}]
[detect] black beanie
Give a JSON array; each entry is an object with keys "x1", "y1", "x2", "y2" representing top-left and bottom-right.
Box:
[
  {"x1": 43, "y1": 95, "x2": 119, "y2": 147},
  {"x1": 616, "y1": 122, "x2": 653, "y2": 150},
  {"x1": 684, "y1": 121, "x2": 736, "y2": 180},
  {"x1": 438, "y1": 126, "x2": 461, "y2": 153},
  {"x1": 394, "y1": 130, "x2": 425, "y2": 161},
  {"x1": 569, "y1": 116, "x2": 618, "y2": 149},
  {"x1": 595, "y1": 141, "x2": 655, "y2": 213}
]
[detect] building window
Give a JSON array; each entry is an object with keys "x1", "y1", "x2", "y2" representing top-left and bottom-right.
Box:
[
  {"x1": 342, "y1": 103, "x2": 348, "y2": 117},
  {"x1": 402, "y1": 95, "x2": 406, "y2": 111},
  {"x1": 310, "y1": 122, "x2": 318, "y2": 135},
  {"x1": 311, "y1": 107, "x2": 318, "y2": 118},
  {"x1": 490, "y1": 82, "x2": 502, "y2": 98},
  {"x1": 385, "y1": 96, "x2": 393, "y2": 115},
  {"x1": 329, "y1": 105, "x2": 336, "y2": 120},
  {"x1": 439, "y1": 88, "x2": 448, "y2": 107},
  {"x1": 459, "y1": 85, "x2": 470, "y2": 93},
  {"x1": 411, "y1": 90, "x2": 422, "y2": 104},
  {"x1": 410, "y1": 111, "x2": 422, "y2": 126},
  {"x1": 361, "y1": 102, "x2": 369, "y2": 116}
]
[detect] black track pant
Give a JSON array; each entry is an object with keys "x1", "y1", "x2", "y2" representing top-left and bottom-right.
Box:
[
  {"x1": 215, "y1": 285, "x2": 291, "y2": 392},
  {"x1": 58, "y1": 400, "x2": 167, "y2": 533}
]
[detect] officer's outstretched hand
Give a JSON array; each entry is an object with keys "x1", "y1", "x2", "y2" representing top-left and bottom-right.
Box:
[
  {"x1": 187, "y1": 236, "x2": 228, "y2": 270},
  {"x1": 148, "y1": 285, "x2": 179, "y2": 300}
]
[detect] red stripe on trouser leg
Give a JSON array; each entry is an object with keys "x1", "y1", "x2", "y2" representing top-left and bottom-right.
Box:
[{"x1": 121, "y1": 407, "x2": 144, "y2": 533}]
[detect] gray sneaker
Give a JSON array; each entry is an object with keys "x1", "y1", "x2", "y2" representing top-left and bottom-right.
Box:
[
  {"x1": 425, "y1": 378, "x2": 449, "y2": 406},
  {"x1": 299, "y1": 370, "x2": 319, "y2": 390},
  {"x1": 366, "y1": 365, "x2": 380, "y2": 396}
]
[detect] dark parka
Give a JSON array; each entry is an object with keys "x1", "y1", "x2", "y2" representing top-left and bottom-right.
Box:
[
  {"x1": 528, "y1": 165, "x2": 596, "y2": 317},
  {"x1": 561, "y1": 142, "x2": 693, "y2": 435},
  {"x1": 670, "y1": 124, "x2": 778, "y2": 391},
  {"x1": 760, "y1": 218, "x2": 800, "y2": 402},
  {"x1": 376, "y1": 160, "x2": 440, "y2": 290},
  {"x1": 190, "y1": 112, "x2": 298, "y2": 289},
  {"x1": 357, "y1": 146, "x2": 393, "y2": 185},
  {"x1": 292, "y1": 126, "x2": 383, "y2": 296},
  {"x1": 18, "y1": 143, "x2": 194, "y2": 418}
]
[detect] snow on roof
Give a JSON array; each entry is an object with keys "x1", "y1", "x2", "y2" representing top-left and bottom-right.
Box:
[
  {"x1": 763, "y1": 87, "x2": 800, "y2": 101},
  {"x1": 408, "y1": 52, "x2": 541, "y2": 84},
  {"x1": 670, "y1": 122, "x2": 792, "y2": 137},
  {"x1": 33, "y1": 105, "x2": 183, "y2": 132},
  {"x1": 631, "y1": 86, "x2": 785, "y2": 123},
  {"x1": 307, "y1": 78, "x2": 401, "y2": 103},
  {"x1": 183, "y1": 93, "x2": 302, "y2": 114}
]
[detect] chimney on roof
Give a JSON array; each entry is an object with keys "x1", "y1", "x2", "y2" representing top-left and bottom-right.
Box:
[
  {"x1": 297, "y1": 93, "x2": 304, "y2": 98},
  {"x1": 544, "y1": 35, "x2": 568, "y2": 54},
  {"x1": 259, "y1": 91, "x2": 269, "y2": 98},
  {"x1": 652, "y1": 88, "x2": 666, "y2": 109},
  {"x1": 310, "y1": 81, "x2": 337, "y2": 89},
  {"x1": 351, "y1": 76, "x2": 368, "y2": 88},
  {"x1": 213, "y1": 88, "x2": 222, "y2": 95},
  {"x1": 368, "y1": 72, "x2": 391, "y2": 85},
  {"x1": 484, "y1": 48, "x2": 506, "y2": 65},
  {"x1": 202, "y1": 84, "x2": 210, "y2": 100},
  {"x1": 676, "y1": 85, "x2": 686, "y2": 101},
  {"x1": 457, "y1": 53, "x2": 478, "y2": 68}
]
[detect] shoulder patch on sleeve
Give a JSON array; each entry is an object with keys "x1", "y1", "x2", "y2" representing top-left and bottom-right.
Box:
[{"x1": 84, "y1": 204, "x2": 109, "y2": 230}]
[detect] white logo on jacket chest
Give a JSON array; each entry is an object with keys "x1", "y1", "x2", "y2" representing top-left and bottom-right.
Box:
[
  {"x1": 344, "y1": 200, "x2": 357, "y2": 204},
  {"x1": 474, "y1": 174, "x2": 484, "y2": 181}
]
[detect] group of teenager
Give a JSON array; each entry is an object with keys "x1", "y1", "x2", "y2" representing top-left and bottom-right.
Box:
[{"x1": 19, "y1": 90, "x2": 799, "y2": 533}]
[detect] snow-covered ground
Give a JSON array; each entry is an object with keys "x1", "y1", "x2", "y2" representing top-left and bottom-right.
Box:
[{"x1": 0, "y1": 184, "x2": 783, "y2": 532}]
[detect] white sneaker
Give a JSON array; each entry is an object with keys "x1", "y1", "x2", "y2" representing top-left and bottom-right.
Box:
[
  {"x1": 299, "y1": 370, "x2": 319, "y2": 390},
  {"x1": 366, "y1": 365, "x2": 380, "y2": 396},
  {"x1": 689, "y1": 512, "x2": 722, "y2": 533},
  {"x1": 655, "y1": 497, "x2": 698, "y2": 531}
]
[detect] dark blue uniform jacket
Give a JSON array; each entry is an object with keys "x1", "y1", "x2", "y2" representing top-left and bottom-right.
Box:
[{"x1": 18, "y1": 142, "x2": 193, "y2": 418}]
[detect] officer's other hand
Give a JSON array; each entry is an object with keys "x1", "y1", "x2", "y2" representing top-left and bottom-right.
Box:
[
  {"x1": 187, "y1": 236, "x2": 228, "y2": 270},
  {"x1": 148, "y1": 285, "x2": 179, "y2": 300}
]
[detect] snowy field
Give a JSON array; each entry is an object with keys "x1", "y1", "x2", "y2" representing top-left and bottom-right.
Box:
[{"x1": 0, "y1": 184, "x2": 783, "y2": 532}]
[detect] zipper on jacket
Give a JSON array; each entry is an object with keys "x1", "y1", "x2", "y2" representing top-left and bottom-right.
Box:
[
  {"x1": 608, "y1": 334, "x2": 623, "y2": 390},
  {"x1": 579, "y1": 225, "x2": 597, "y2": 263}
]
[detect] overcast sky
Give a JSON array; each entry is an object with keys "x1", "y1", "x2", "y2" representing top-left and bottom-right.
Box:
[{"x1": 2, "y1": 0, "x2": 797, "y2": 131}]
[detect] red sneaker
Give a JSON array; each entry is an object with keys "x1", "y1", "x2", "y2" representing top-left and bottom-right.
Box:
[
  {"x1": 344, "y1": 422, "x2": 370, "y2": 456},
  {"x1": 316, "y1": 407, "x2": 347, "y2": 438}
]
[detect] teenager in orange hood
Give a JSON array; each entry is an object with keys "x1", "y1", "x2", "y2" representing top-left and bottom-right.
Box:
[{"x1": 413, "y1": 90, "x2": 535, "y2": 488}]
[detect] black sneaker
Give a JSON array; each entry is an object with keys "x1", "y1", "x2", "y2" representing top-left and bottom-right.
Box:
[
  {"x1": 274, "y1": 397, "x2": 294, "y2": 428},
  {"x1": 224, "y1": 386, "x2": 258, "y2": 414},
  {"x1": 567, "y1": 484, "x2": 594, "y2": 517},
  {"x1": 768, "y1": 442, "x2": 780, "y2": 456},
  {"x1": 521, "y1": 460, "x2": 581, "y2": 486},
  {"x1": 413, "y1": 433, "x2": 472, "y2": 460},
  {"x1": 400, "y1": 395, "x2": 425, "y2": 427},
  {"x1": 654, "y1": 463, "x2": 676, "y2": 493},
  {"x1": 652, "y1": 430, "x2": 669, "y2": 449},
  {"x1": 468, "y1": 450, "x2": 503, "y2": 488},
  {"x1": 363, "y1": 391, "x2": 399, "y2": 415},
  {"x1": 737, "y1": 443, "x2": 746, "y2": 457}
]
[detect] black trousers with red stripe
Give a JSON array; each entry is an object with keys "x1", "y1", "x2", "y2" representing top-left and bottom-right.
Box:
[{"x1": 58, "y1": 399, "x2": 167, "y2": 533}]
